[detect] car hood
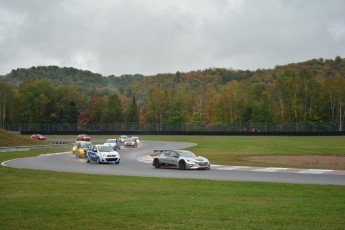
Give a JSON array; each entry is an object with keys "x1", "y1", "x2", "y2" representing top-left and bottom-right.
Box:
[
  {"x1": 186, "y1": 156, "x2": 208, "y2": 162},
  {"x1": 100, "y1": 151, "x2": 119, "y2": 155}
]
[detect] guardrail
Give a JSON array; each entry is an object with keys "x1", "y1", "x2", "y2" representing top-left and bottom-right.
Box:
[{"x1": 2, "y1": 122, "x2": 344, "y2": 133}]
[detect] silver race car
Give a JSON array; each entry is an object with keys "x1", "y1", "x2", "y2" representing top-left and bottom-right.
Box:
[{"x1": 152, "y1": 150, "x2": 210, "y2": 170}]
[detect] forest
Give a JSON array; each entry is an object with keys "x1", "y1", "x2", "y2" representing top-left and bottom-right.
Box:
[{"x1": 0, "y1": 56, "x2": 344, "y2": 131}]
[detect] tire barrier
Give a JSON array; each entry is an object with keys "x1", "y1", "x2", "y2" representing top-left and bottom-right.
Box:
[{"x1": 50, "y1": 141, "x2": 74, "y2": 145}]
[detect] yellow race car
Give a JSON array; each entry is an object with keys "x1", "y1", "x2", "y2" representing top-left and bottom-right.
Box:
[{"x1": 72, "y1": 141, "x2": 92, "y2": 158}]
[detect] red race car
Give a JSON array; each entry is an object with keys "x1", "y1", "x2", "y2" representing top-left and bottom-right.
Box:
[
  {"x1": 31, "y1": 134, "x2": 46, "y2": 141},
  {"x1": 77, "y1": 134, "x2": 91, "y2": 141}
]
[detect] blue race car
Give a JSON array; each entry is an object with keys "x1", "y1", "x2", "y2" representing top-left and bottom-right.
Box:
[{"x1": 86, "y1": 145, "x2": 120, "y2": 164}]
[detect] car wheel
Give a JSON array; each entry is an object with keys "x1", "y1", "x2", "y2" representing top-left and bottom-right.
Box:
[
  {"x1": 96, "y1": 158, "x2": 100, "y2": 164},
  {"x1": 153, "y1": 158, "x2": 160, "y2": 168},
  {"x1": 179, "y1": 160, "x2": 186, "y2": 170}
]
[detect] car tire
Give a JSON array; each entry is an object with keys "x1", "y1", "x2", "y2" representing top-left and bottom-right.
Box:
[
  {"x1": 86, "y1": 158, "x2": 90, "y2": 163},
  {"x1": 96, "y1": 157, "x2": 100, "y2": 164},
  {"x1": 153, "y1": 158, "x2": 160, "y2": 168},
  {"x1": 179, "y1": 160, "x2": 186, "y2": 170}
]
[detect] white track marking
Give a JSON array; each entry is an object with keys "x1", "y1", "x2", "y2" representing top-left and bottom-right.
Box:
[
  {"x1": 254, "y1": 167, "x2": 289, "y2": 172},
  {"x1": 217, "y1": 166, "x2": 250, "y2": 170},
  {"x1": 297, "y1": 169, "x2": 334, "y2": 174}
]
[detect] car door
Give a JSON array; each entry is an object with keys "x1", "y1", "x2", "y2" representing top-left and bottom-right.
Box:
[
  {"x1": 87, "y1": 147, "x2": 98, "y2": 162},
  {"x1": 169, "y1": 151, "x2": 180, "y2": 166},
  {"x1": 159, "y1": 151, "x2": 170, "y2": 164}
]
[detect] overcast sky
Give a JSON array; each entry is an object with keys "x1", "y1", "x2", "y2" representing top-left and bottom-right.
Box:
[{"x1": 1, "y1": 0, "x2": 344, "y2": 76}]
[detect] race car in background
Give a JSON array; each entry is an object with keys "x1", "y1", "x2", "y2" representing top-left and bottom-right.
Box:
[
  {"x1": 72, "y1": 141, "x2": 92, "y2": 158},
  {"x1": 77, "y1": 134, "x2": 91, "y2": 141},
  {"x1": 119, "y1": 135, "x2": 128, "y2": 143},
  {"x1": 131, "y1": 136, "x2": 140, "y2": 145},
  {"x1": 124, "y1": 138, "x2": 137, "y2": 148},
  {"x1": 31, "y1": 134, "x2": 46, "y2": 141}
]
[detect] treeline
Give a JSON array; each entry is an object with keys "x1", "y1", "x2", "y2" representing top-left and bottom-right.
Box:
[{"x1": 0, "y1": 57, "x2": 344, "y2": 130}]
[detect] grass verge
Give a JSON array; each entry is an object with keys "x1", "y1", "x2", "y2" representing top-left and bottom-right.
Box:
[
  {"x1": 142, "y1": 135, "x2": 345, "y2": 169},
  {"x1": 1, "y1": 165, "x2": 345, "y2": 229},
  {"x1": 1, "y1": 136, "x2": 345, "y2": 229}
]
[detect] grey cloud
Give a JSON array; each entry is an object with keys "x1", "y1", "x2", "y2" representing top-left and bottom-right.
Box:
[{"x1": 0, "y1": 0, "x2": 344, "y2": 76}]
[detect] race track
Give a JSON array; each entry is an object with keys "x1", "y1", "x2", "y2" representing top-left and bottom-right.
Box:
[{"x1": 3, "y1": 140, "x2": 345, "y2": 185}]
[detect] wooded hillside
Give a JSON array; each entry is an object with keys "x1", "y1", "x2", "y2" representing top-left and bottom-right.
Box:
[{"x1": 0, "y1": 56, "x2": 344, "y2": 130}]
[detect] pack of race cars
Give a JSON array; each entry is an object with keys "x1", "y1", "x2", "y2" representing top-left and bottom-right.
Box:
[
  {"x1": 72, "y1": 135, "x2": 140, "y2": 165},
  {"x1": 72, "y1": 135, "x2": 211, "y2": 169}
]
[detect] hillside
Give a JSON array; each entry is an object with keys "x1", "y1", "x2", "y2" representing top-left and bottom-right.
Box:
[
  {"x1": 0, "y1": 56, "x2": 344, "y2": 127},
  {"x1": 0, "y1": 57, "x2": 344, "y2": 91},
  {"x1": 0, "y1": 66, "x2": 144, "y2": 91},
  {"x1": 0, "y1": 129, "x2": 47, "y2": 147}
]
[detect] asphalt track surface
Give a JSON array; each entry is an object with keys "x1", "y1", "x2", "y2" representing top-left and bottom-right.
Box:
[{"x1": 3, "y1": 140, "x2": 345, "y2": 185}]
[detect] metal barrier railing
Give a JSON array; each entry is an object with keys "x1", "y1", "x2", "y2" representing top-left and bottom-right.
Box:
[{"x1": 2, "y1": 122, "x2": 344, "y2": 133}]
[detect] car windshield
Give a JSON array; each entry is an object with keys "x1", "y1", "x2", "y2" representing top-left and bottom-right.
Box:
[
  {"x1": 81, "y1": 143, "x2": 92, "y2": 149},
  {"x1": 98, "y1": 146, "x2": 114, "y2": 152},
  {"x1": 178, "y1": 150, "x2": 197, "y2": 158},
  {"x1": 105, "y1": 139, "x2": 115, "y2": 143}
]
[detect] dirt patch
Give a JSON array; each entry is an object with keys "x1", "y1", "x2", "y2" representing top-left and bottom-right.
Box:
[{"x1": 245, "y1": 155, "x2": 345, "y2": 168}]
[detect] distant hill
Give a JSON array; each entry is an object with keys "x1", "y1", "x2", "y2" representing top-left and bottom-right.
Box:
[
  {"x1": 0, "y1": 66, "x2": 144, "y2": 90},
  {"x1": 1, "y1": 57, "x2": 344, "y2": 90}
]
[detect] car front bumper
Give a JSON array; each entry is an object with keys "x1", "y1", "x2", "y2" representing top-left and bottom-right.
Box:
[
  {"x1": 99, "y1": 156, "x2": 120, "y2": 164},
  {"x1": 186, "y1": 162, "x2": 210, "y2": 169}
]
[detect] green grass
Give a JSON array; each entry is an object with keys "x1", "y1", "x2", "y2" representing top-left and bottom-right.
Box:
[
  {"x1": 0, "y1": 129, "x2": 48, "y2": 147},
  {"x1": 1, "y1": 135, "x2": 345, "y2": 229},
  {"x1": 142, "y1": 135, "x2": 345, "y2": 169},
  {"x1": 1, "y1": 164, "x2": 345, "y2": 230}
]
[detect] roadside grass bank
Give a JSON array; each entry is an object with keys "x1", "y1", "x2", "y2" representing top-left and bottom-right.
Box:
[
  {"x1": 1, "y1": 159, "x2": 345, "y2": 229},
  {"x1": 0, "y1": 129, "x2": 48, "y2": 147}
]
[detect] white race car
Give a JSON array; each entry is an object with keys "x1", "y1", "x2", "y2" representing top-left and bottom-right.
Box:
[
  {"x1": 86, "y1": 145, "x2": 120, "y2": 164},
  {"x1": 152, "y1": 150, "x2": 210, "y2": 170}
]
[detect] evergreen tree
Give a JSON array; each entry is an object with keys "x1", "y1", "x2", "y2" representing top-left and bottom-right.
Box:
[
  {"x1": 107, "y1": 93, "x2": 124, "y2": 122},
  {"x1": 128, "y1": 95, "x2": 139, "y2": 122}
]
